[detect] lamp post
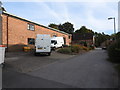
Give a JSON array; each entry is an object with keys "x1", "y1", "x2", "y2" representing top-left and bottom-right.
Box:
[{"x1": 108, "y1": 17, "x2": 116, "y2": 34}]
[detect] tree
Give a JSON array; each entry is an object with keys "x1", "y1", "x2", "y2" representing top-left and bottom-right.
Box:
[
  {"x1": 48, "y1": 22, "x2": 74, "y2": 34},
  {"x1": 94, "y1": 32, "x2": 110, "y2": 47},
  {"x1": 75, "y1": 26, "x2": 94, "y2": 34},
  {"x1": 116, "y1": 32, "x2": 120, "y2": 40},
  {"x1": 58, "y1": 22, "x2": 74, "y2": 34},
  {"x1": 58, "y1": 24, "x2": 63, "y2": 31},
  {"x1": 48, "y1": 23, "x2": 59, "y2": 30}
]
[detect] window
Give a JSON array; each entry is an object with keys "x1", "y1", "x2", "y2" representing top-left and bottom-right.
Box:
[
  {"x1": 51, "y1": 40, "x2": 57, "y2": 45},
  {"x1": 28, "y1": 38, "x2": 35, "y2": 45},
  {"x1": 27, "y1": 24, "x2": 35, "y2": 31},
  {"x1": 68, "y1": 36, "x2": 71, "y2": 39},
  {"x1": 52, "y1": 33, "x2": 57, "y2": 37},
  {"x1": 63, "y1": 37, "x2": 66, "y2": 45}
]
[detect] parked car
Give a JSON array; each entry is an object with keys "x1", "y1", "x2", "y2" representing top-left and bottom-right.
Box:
[{"x1": 102, "y1": 47, "x2": 107, "y2": 50}]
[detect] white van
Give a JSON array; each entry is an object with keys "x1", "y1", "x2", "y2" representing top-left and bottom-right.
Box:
[
  {"x1": 35, "y1": 34, "x2": 51, "y2": 56},
  {"x1": 51, "y1": 37, "x2": 64, "y2": 49}
]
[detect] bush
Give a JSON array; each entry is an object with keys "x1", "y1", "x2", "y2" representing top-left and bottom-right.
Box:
[
  {"x1": 82, "y1": 46, "x2": 89, "y2": 51},
  {"x1": 83, "y1": 42, "x2": 87, "y2": 47},
  {"x1": 62, "y1": 44, "x2": 69, "y2": 47},
  {"x1": 57, "y1": 44, "x2": 90, "y2": 54},
  {"x1": 89, "y1": 45, "x2": 95, "y2": 50},
  {"x1": 71, "y1": 45, "x2": 81, "y2": 53},
  {"x1": 57, "y1": 47, "x2": 72, "y2": 54},
  {"x1": 107, "y1": 40, "x2": 120, "y2": 62}
]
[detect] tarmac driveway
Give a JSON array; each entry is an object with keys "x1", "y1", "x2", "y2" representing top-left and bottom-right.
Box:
[
  {"x1": 3, "y1": 49, "x2": 119, "y2": 88},
  {"x1": 27, "y1": 49, "x2": 119, "y2": 88},
  {"x1": 4, "y1": 51, "x2": 75, "y2": 73}
]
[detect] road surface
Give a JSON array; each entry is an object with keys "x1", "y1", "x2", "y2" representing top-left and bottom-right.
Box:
[{"x1": 3, "y1": 48, "x2": 119, "y2": 88}]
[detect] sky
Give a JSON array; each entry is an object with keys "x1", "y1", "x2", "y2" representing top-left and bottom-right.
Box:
[{"x1": 1, "y1": 0, "x2": 119, "y2": 35}]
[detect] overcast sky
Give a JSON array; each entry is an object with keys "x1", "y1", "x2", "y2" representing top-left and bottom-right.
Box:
[{"x1": 1, "y1": 0, "x2": 119, "y2": 35}]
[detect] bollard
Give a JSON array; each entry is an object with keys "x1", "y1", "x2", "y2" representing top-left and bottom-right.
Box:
[{"x1": 0, "y1": 45, "x2": 6, "y2": 65}]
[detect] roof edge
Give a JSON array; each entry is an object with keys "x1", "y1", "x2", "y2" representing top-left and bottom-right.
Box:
[{"x1": 2, "y1": 11, "x2": 71, "y2": 36}]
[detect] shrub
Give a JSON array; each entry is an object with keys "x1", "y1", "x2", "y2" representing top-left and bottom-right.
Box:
[
  {"x1": 57, "y1": 47, "x2": 72, "y2": 54},
  {"x1": 89, "y1": 45, "x2": 95, "y2": 50},
  {"x1": 57, "y1": 44, "x2": 90, "y2": 54},
  {"x1": 83, "y1": 42, "x2": 87, "y2": 47},
  {"x1": 71, "y1": 45, "x2": 81, "y2": 53},
  {"x1": 107, "y1": 40, "x2": 120, "y2": 62},
  {"x1": 63, "y1": 44, "x2": 69, "y2": 47},
  {"x1": 82, "y1": 46, "x2": 89, "y2": 51}
]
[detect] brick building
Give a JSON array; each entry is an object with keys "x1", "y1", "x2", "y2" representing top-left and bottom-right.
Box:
[
  {"x1": 2, "y1": 11, "x2": 72, "y2": 51},
  {"x1": 72, "y1": 33, "x2": 94, "y2": 46}
]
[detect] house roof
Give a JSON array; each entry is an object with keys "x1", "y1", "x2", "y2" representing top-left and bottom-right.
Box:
[
  {"x1": 2, "y1": 7, "x2": 6, "y2": 12},
  {"x1": 2, "y1": 11, "x2": 71, "y2": 36}
]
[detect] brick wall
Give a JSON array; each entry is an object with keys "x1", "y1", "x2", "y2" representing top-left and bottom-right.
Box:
[
  {"x1": 72, "y1": 39, "x2": 93, "y2": 46},
  {"x1": 2, "y1": 14, "x2": 71, "y2": 51}
]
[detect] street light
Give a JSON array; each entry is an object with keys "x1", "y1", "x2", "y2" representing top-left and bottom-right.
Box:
[{"x1": 108, "y1": 17, "x2": 116, "y2": 34}]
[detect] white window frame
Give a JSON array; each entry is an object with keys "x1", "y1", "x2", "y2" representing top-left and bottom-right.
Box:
[{"x1": 27, "y1": 23, "x2": 35, "y2": 31}]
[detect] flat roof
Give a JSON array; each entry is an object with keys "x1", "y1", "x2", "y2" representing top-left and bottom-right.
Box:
[{"x1": 2, "y1": 11, "x2": 71, "y2": 36}]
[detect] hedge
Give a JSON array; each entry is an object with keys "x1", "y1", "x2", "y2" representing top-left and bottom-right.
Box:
[{"x1": 107, "y1": 39, "x2": 120, "y2": 62}]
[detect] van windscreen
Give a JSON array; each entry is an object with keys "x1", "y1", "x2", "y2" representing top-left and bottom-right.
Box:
[{"x1": 51, "y1": 40, "x2": 57, "y2": 44}]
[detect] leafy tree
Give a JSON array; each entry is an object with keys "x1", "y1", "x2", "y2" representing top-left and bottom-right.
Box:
[
  {"x1": 75, "y1": 26, "x2": 94, "y2": 34},
  {"x1": 48, "y1": 22, "x2": 74, "y2": 34},
  {"x1": 74, "y1": 26, "x2": 110, "y2": 47},
  {"x1": 58, "y1": 24, "x2": 63, "y2": 31},
  {"x1": 116, "y1": 32, "x2": 120, "y2": 40},
  {"x1": 58, "y1": 22, "x2": 74, "y2": 34},
  {"x1": 48, "y1": 23, "x2": 59, "y2": 30},
  {"x1": 94, "y1": 32, "x2": 110, "y2": 47}
]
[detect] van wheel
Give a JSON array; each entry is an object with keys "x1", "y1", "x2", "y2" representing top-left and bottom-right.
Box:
[
  {"x1": 0, "y1": 63, "x2": 5, "y2": 68},
  {"x1": 34, "y1": 53, "x2": 38, "y2": 56},
  {"x1": 48, "y1": 52, "x2": 51, "y2": 56},
  {"x1": 61, "y1": 45, "x2": 63, "y2": 48}
]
